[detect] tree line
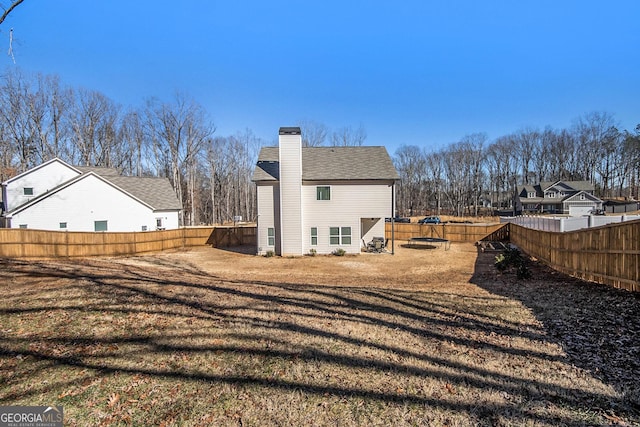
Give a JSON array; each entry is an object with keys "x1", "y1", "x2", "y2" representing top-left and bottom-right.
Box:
[
  {"x1": 394, "y1": 115, "x2": 640, "y2": 217},
  {"x1": 0, "y1": 69, "x2": 369, "y2": 225},
  {"x1": 2, "y1": 69, "x2": 638, "y2": 224}
]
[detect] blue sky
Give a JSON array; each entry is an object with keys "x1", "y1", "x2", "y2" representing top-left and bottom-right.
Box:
[{"x1": 2, "y1": 1, "x2": 638, "y2": 153}]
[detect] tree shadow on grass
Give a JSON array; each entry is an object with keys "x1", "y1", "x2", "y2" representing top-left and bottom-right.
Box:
[
  {"x1": 470, "y1": 246, "x2": 640, "y2": 420},
  {"x1": 0, "y1": 255, "x2": 637, "y2": 425}
]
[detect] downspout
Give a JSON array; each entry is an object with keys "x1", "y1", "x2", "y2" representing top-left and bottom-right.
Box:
[{"x1": 391, "y1": 182, "x2": 395, "y2": 255}]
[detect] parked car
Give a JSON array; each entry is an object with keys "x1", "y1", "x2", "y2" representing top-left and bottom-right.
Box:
[
  {"x1": 385, "y1": 216, "x2": 411, "y2": 223},
  {"x1": 418, "y1": 216, "x2": 441, "y2": 224}
]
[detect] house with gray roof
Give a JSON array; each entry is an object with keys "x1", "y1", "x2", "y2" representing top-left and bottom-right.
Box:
[
  {"x1": 1, "y1": 158, "x2": 182, "y2": 232},
  {"x1": 252, "y1": 127, "x2": 399, "y2": 256},
  {"x1": 516, "y1": 180, "x2": 603, "y2": 216}
]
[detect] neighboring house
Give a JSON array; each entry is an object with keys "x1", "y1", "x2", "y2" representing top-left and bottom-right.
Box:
[
  {"x1": 252, "y1": 127, "x2": 399, "y2": 256},
  {"x1": 1, "y1": 158, "x2": 182, "y2": 232},
  {"x1": 516, "y1": 180, "x2": 603, "y2": 216}
]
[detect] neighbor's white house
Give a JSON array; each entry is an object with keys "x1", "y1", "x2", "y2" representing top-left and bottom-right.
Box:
[
  {"x1": 0, "y1": 158, "x2": 182, "y2": 232},
  {"x1": 252, "y1": 127, "x2": 400, "y2": 256}
]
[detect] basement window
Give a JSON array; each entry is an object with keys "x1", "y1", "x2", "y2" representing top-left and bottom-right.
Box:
[
  {"x1": 59, "y1": 222, "x2": 67, "y2": 229},
  {"x1": 94, "y1": 220, "x2": 108, "y2": 232},
  {"x1": 23, "y1": 187, "x2": 33, "y2": 196},
  {"x1": 316, "y1": 186, "x2": 330, "y2": 201}
]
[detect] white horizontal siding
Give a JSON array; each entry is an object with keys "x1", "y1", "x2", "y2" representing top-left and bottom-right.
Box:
[
  {"x1": 301, "y1": 183, "x2": 393, "y2": 254},
  {"x1": 256, "y1": 184, "x2": 278, "y2": 255},
  {"x1": 5, "y1": 160, "x2": 79, "y2": 211},
  {"x1": 10, "y1": 175, "x2": 163, "y2": 232},
  {"x1": 279, "y1": 134, "x2": 303, "y2": 255}
]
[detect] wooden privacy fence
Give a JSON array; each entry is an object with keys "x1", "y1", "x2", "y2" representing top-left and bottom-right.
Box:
[
  {"x1": 0, "y1": 225, "x2": 257, "y2": 258},
  {"x1": 385, "y1": 222, "x2": 503, "y2": 243},
  {"x1": 510, "y1": 220, "x2": 640, "y2": 292},
  {"x1": 206, "y1": 226, "x2": 257, "y2": 247}
]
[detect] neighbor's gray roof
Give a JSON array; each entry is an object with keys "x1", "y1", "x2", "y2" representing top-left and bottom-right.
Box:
[
  {"x1": 252, "y1": 146, "x2": 400, "y2": 182},
  {"x1": 106, "y1": 176, "x2": 182, "y2": 210},
  {"x1": 541, "y1": 180, "x2": 594, "y2": 192},
  {"x1": 74, "y1": 165, "x2": 121, "y2": 177},
  {"x1": 75, "y1": 166, "x2": 181, "y2": 210}
]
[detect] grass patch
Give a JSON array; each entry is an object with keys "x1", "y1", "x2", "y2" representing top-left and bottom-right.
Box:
[{"x1": 0, "y1": 245, "x2": 637, "y2": 426}]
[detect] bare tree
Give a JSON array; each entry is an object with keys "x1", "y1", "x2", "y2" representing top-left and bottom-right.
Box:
[
  {"x1": 298, "y1": 119, "x2": 328, "y2": 147},
  {"x1": 145, "y1": 93, "x2": 214, "y2": 225},
  {"x1": 0, "y1": 69, "x2": 34, "y2": 171},
  {"x1": 394, "y1": 145, "x2": 426, "y2": 216},
  {"x1": 425, "y1": 150, "x2": 444, "y2": 215},
  {"x1": 0, "y1": 0, "x2": 24, "y2": 26},
  {"x1": 515, "y1": 127, "x2": 540, "y2": 184},
  {"x1": 330, "y1": 124, "x2": 367, "y2": 146}
]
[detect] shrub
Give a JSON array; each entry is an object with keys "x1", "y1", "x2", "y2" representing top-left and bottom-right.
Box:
[
  {"x1": 265, "y1": 250, "x2": 275, "y2": 258},
  {"x1": 308, "y1": 248, "x2": 317, "y2": 257},
  {"x1": 332, "y1": 248, "x2": 346, "y2": 256},
  {"x1": 494, "y1": 246, "x2": 531, "y2": 280}
]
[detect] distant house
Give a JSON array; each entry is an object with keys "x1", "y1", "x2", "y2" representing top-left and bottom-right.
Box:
[
  {"x1": 516, "y1": 180, "x2": 603, "y2": 216},
  {"x1": 1, "y1": 158, "x2": 182, "y2": 231},
  {"x1": 252, "y1": 127, "x2": 399, "y2": 256}
]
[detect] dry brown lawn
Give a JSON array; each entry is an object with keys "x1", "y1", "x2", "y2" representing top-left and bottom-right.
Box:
[{"x1": 0, "y1": 242, "x2": 638, "y2": 426}]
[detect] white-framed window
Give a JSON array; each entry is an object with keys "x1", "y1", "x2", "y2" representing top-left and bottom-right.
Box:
[
  {"x1": 142, "y1": 225, "x2": 148, "y2": 231},
  {"x1": 546, "y1": 192, "x2": 555, "y2": 198},
  {"x1": 267, "y1": 227, "x2": 275, "y2": 246},
  {"x1": 316, "y1": 186, "x2": 330, "y2": 201},
  {"x1": 330, "y1": 226, "x2": 351, "y2": 245},
  {"x1": 19, "y1": 224, "x2": 27, "y2": 229},
  {"x1": 528, "y1": 192, "x2": 535, "y2": 198},
  {"x1": 23, "y1": 187, "x2": 33, "y2": 196},
  {"x1": 94, "y1": 220, "x2": 108, "y2": 232},
  {"x1": 59, "y1": 222, "x2": 67, "y2": 229},
  {"x1": 580, "y1": 194, "x2": 585, "y2": 200},
  {"x1": 310, "y1": 227, "x2": 318, "y2": 245}
]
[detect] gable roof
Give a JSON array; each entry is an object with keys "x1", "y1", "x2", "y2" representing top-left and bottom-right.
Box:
[
  {"x1": 253, "y1": 146, "x2": 400, "y2": 182},
  {"x1": 563, "y1": 190, "x2": 602, "y2": 203},
  {"x1": 8, "y1": 172, "x2": 181, "y2": 216},
  {"x1": 5, "y1": 156, "x2": 181, "y2": 214},
  {"x1": 2, "y1": 158, "x2": 78, "y2": 185}
]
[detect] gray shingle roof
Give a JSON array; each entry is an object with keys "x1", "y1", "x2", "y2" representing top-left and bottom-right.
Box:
[
  {"x1": 252, "y1": 146, "x2": 400, "y2": 182},
  {"x1": 106, "y1": 176, "x2": 182, "y2": 210},
  {"x1": 74, "y1": 165, "x2": 121, "y2": 177},
  {"x1": 541, "y1": 180, "x2": 594, "y2": 192}
]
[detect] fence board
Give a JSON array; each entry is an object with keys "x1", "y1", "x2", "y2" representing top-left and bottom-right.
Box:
[
  {"x1": 385, "y1": 222, "x2": 503, "y2": 243},
  {"x1": 0, "y1": 226, "x2": 259, "y2": 258},
  {"x1": 510, "y1": 219, "x2": 640, "y2": 292}
]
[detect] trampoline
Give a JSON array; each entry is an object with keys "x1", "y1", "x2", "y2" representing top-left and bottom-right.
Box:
[{"x1": 408, "y1": 237, "x2": 451, "y2": 250}]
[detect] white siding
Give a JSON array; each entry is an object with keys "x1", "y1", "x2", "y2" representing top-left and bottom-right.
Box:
[
  {"x1": 301, "y1": 182, "x2": 393, "y2": 254},
  {"x1": 10, "y1": 175, "x2": 161, "y2": 232},
  {"x1": 256, "y1": 183, "x2": 279, "y2": 255},
  {"x1": 278, "y1": 134, "x2": 303, "y2": 255},
  {"x1": 5, "y1": 160, "x2": 79, "y2": 211},
  {"x1": 153, "y1": 211, "x2": 180, "y2": 230}
]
